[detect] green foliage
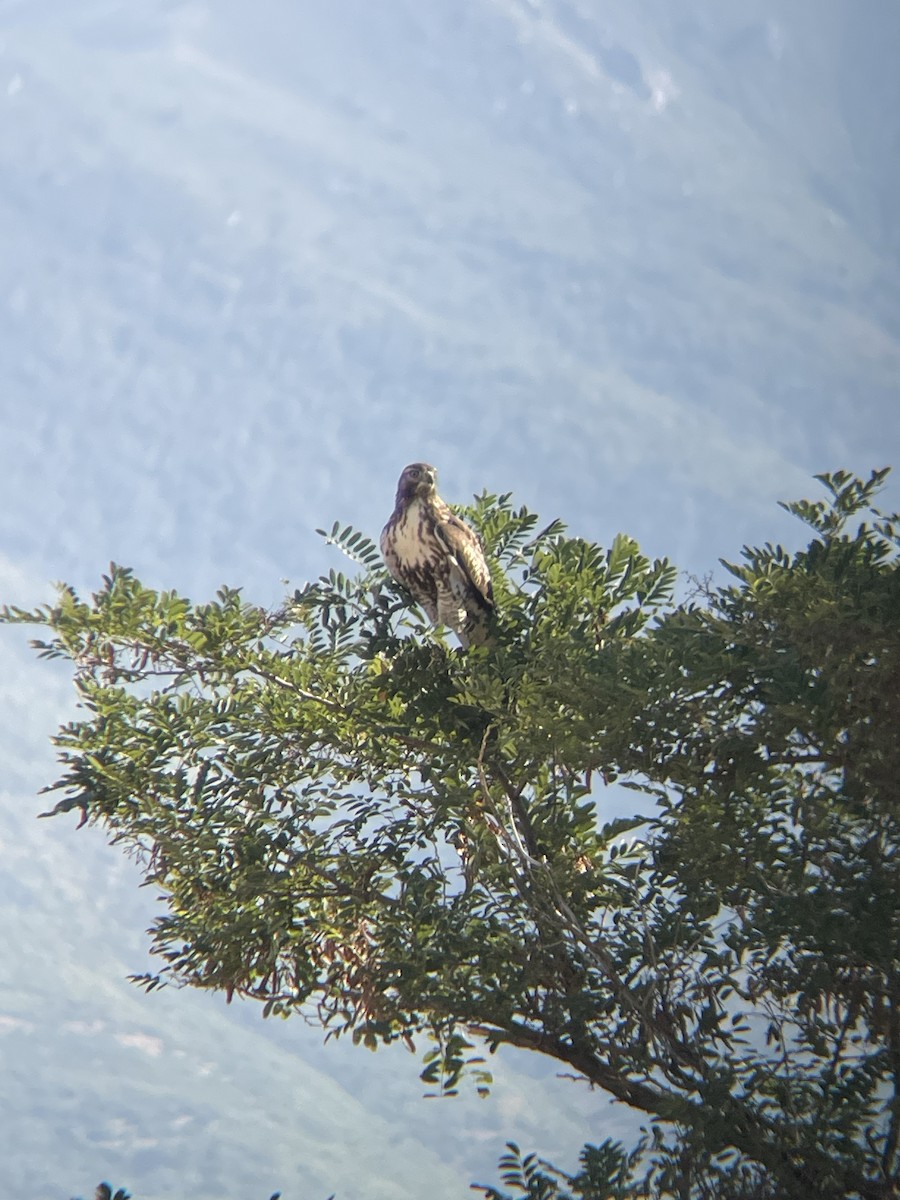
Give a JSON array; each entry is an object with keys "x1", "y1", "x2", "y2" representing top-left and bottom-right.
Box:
[
  {"x1": 69, "y1": 1187, "x2": 131, "y2": 1200},
  {"x1": 473, "y1": 1139, "x2": 644, "y2": 1200},
  {"x1": 69, "y1": 1187, "x2": 284, "y2": 1200},
  {"x1": 5, "y1": 472, "x2": 900, "y2": 1200}
]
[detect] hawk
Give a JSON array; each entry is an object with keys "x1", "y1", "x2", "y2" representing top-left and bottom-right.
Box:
[{"x1": 381, "y1": 463, "x2": 494, "y2": 647}]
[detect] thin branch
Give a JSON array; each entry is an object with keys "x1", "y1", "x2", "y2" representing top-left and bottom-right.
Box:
[
  {"x1": 466, "y1": 1020, "x2": 669, "y2": 1113},
  {"x1": 248, "y1": 664, "x2": 344, "y2": 711}
]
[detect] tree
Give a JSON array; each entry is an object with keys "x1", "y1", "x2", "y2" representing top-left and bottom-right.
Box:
[
  {"x1": 4, "y1": 469, "x2": 899, "y2": 1200},
  {"x1": 71, "y1": 1187, "x2": 132, "y2": 1200}
]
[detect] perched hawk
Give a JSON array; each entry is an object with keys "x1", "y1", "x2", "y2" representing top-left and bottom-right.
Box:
[{"x1": 381, "y1": 463, "x2": 494, "y2": 647}]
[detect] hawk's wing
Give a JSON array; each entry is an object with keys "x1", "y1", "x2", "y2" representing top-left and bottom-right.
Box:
[{"x1": 432, "y1": 506, "x2": 494, "y2": 614}]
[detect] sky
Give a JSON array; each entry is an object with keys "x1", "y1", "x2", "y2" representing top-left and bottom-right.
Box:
[{"x1": 1, "y1": 2, "x2": 898, "y2": 1197}]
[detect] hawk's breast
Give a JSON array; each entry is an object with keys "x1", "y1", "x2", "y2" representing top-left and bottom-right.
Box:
[
  {"x1": 381, "y1": 498, "x2": 445, "y2": 621},
  {"x1": 386, "y1": 501, "x2": 432, "y2": 569}
]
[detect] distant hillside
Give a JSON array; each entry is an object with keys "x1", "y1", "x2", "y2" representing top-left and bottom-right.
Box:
[{"x1": 1, "y1": 1, "x2": 897, "y2": 595}]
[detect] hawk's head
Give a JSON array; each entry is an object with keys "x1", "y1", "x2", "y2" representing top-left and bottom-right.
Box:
[{"x1": 395, "y1": 462, "x2": 437, "y2": 505}]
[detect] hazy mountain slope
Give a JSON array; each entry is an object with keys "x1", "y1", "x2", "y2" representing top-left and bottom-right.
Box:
[{"x1": 1, "y1": 1, "x2": 897, "y2": 594}]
